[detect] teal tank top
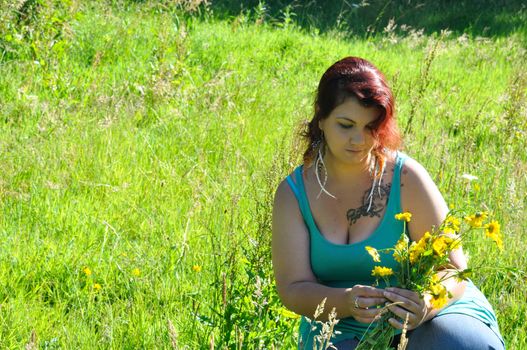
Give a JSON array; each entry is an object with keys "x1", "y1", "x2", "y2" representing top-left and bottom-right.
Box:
[{"x1": 285, "y1": 152, "x2": 504, "y2": 348}]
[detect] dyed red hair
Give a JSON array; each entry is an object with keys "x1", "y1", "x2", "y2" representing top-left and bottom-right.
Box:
[{"x1": 303, "y1": 56, "x2": 401, "y2": 165}]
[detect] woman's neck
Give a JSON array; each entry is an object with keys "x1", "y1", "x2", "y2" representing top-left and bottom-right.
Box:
[{"x1": 323, "y1": 152, "x2": 374, "y2": 185}]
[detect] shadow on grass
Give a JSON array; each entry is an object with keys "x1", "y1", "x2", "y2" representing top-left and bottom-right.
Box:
[{"x1": 208, "y1": 0, "x2": 527, "y2": 39}]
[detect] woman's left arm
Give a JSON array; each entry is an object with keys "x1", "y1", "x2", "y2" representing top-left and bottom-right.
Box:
[{"x1": 384, "y1": 157, "x2": 467, "y2": 330}]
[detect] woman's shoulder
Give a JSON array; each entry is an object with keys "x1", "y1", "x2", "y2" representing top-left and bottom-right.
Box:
[
  {"x1": 398, "y1": 152, "x2": 444, "y2": 201},
  {"x1": 274, "y1": 166, "x2": 303, "y2": 206},
  {"x1": 399, "y1": 153, "x2": 449, "y2": 239},
  {"x1": 273, "y1": 167, "x2": 307, "y2": 232},
  {"x1": 397, "y1": 152, "x2": 431, "y2": 185}
]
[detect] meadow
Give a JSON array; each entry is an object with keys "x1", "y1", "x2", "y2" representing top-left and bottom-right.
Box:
[{"x1": 0, "y1": 1, "x2": 526, "y2": 348}]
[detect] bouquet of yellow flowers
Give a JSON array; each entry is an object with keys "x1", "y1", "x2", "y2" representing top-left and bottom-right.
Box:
[{"x1": 356, "y1": 210, "x2": 503, "y2": 350}]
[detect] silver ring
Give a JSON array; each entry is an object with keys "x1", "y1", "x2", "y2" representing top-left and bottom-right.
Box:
[{"x1": 354, "y1": 297, "x2": 360, "y2": 309}]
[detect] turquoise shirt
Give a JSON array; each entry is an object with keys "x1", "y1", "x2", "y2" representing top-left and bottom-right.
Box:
[{"x1": 285, "y1": 152, "x2": 504, "y2": 349}]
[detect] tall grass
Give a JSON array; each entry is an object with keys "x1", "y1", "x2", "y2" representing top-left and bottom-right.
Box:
[{"x1": 0, "y1": 1, "x2": 525, "y2": 348}]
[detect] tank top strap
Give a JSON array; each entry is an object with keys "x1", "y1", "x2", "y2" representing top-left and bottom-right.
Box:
[
  {"x1": 393, "y1": 151, "x2": 408, "y2": 181},
  {"x1": 286, "y1": 166, "x2": 316, "y2": 227},
  {"x1": 286, "y1": 172, "x2": 301, "y2": 199},
  {"x1": 389, "y1": 151, "x2": 408, "y2": 213}
]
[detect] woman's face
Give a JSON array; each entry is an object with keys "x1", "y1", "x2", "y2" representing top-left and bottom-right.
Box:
[{"x1": 319, "y1": 97, "x2": 379, "y2": 165}]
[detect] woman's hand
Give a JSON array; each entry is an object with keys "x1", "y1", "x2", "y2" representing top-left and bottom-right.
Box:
[
  {"x1": 383, "y1": 287, "x2": 429, "y2": 330},
  {"x1": 347, "y1": 285, "x2": 387, "y2": 324}
]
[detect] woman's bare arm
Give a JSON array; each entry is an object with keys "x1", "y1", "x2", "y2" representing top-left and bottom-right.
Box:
[{"x1": 398, "y1": 157, "x2": 467, "y2": 320}]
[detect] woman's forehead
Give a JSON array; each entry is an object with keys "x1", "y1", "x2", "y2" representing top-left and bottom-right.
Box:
[{"x1": 330, "y1": 98, "x2": 381, "y2": 122}]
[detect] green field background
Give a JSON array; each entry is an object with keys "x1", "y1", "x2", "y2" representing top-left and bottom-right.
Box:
[{"x1": 1, "y1": 1, "x2": 526, "y2": 348}]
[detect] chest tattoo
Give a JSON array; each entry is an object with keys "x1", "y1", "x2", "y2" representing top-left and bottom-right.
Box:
[{"x1": 346, "y1": 182, "x2": 392, "y2": 226}]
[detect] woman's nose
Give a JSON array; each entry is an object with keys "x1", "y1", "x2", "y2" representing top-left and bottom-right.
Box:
[{"x1": 350, "y1": 130, "x2": 365, "y2": 145}]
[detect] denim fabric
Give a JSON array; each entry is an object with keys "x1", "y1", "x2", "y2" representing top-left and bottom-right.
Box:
[
  {"x1": 407, "y1": 313, "x2": 505, "y2": 350},
  {"x1": 332, "y1": 313, "x2": 505, "y2": 350}
]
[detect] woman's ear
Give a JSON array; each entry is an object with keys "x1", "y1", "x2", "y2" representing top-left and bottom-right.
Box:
[{"x1": 318, "y1": 119, "x2": 325, "y2": 132}]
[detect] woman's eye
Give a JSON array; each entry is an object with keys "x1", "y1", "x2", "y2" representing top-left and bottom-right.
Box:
[{"x1": 339, "y1": 123, "x2": 353, "y2": 129}]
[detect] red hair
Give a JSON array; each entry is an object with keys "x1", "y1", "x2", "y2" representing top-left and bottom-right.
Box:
[{"x1": 302, "y1": 57, "x2": 401, "y2": 165}]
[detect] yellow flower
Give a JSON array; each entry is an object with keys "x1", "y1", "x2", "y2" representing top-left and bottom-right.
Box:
[
  {"x1": 485, "y1": 221, "x2": 503, "y2": 250},
  {"x1": 409, "y1": 231, "x2": 431, "y2": 264},
  {"x1": 421, "y1": 231, "x2": 432, "y2": 242},
  {"x1": 371, "y1": 266, "x2": 394, "y2": 277},
  {"x1": 93, "y1": 283, "x2": 102, "y2": 291},
  {"x1": 491, "y1": 234, "x2": 503, "y2": 250},
  {"x1": 395, "y1": 212, "x2": 412, "y2": 222},
  {"x1": 443, "y1": 216, "x2": 460, "y2": 234},
  {"x1": 83, "y1": 267, "x2": 92, "y2": 276},
  {"x1": 430, "y1": 292, "x2": 448, "y2": 309},
  {"x1": 409, "y1": 244, "x2": 424, "y2": 264},
  {"x1": 192, "y1": 265, "x2": 202, "y2": 272},
  {"x1": 432, "y1": 236, "x2": 450, "y2": 257},
  {"x1": 428, "y1": 276, "x2": 449, "y2": 309},
  {"x1": 464, "y1": 212, "x2": 488, "y2": 228},
  {"x1": 132, "y1": 268, "x2": 141, "y2": 277},
  {"x1": 365, "y1": 246, "x2": 381, "y2": 262},
  {"x1": 485, "y1": 220, "x2": 500, "y2": 236},
  {"x1": 393, "y1": 234, "x2": 409, "y2": 262},
  {"x1": 429, "y1": 281, "x2": 443, "y2": 296}
]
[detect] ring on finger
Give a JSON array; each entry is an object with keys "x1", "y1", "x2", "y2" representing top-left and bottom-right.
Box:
[{"x1": 355, "y1": 297, "x2": 362, "y2": 309}]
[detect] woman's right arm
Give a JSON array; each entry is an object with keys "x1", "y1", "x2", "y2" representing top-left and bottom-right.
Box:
[{"x1": 271, "y1": 180, "x2": 385, "y2": 322}]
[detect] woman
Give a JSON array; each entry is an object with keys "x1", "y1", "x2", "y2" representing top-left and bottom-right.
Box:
[{"x1": 272, "y1": 57, "x2": 504, "y2": 349}]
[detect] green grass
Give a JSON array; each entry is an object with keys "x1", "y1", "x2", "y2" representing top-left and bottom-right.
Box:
[{"x1": 0, "y1": 1, "x2": 526, "y2": 348}]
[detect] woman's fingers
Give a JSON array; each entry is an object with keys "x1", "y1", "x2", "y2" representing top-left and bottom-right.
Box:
[
  {"x1": 356, "y1": 296, "x2": 387, "y2": 309},
  {"x1": 350, "y1": 285, "x2": 391, "y2": 323},
  {"x1": 383, "y1": 290, "x2": 421, "y2": 313},
  {"x1": 386, "y1": 304, "x2": 413, "y2": 321},
  {"x1": 383, "y1": 288, "x2": 428, "y2": 329},
  {"x1": 386, "y1": 287, "x2": 421, "y2": 302},
  {"x1": 353, "y1": 285, "x2": 386, "y2": 307},
  {"x1": 386, "y1": 304, "x2": 423, "y2": 330},
  {"x1": 388, "y1": 316, "x2": 405, "y2": 330},
  {"x1": 353, "y1": 285, "x2": 385, "y2": 296},
  {"x1": 353, "y1": 307, "x2": 384, "y2": 324}
]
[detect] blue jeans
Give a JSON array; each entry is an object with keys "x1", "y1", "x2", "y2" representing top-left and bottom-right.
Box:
[{"x1": 333, "y1": 313, "x2": 505, "y2": 350}]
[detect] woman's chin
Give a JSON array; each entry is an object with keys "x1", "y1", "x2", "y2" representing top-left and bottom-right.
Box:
[
  {"x1": 325, "y1": 149, "x2": 373, "y2": 168},
  {"x1": 345, "y1": 150, "x2": 371, "y2": 162}
]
